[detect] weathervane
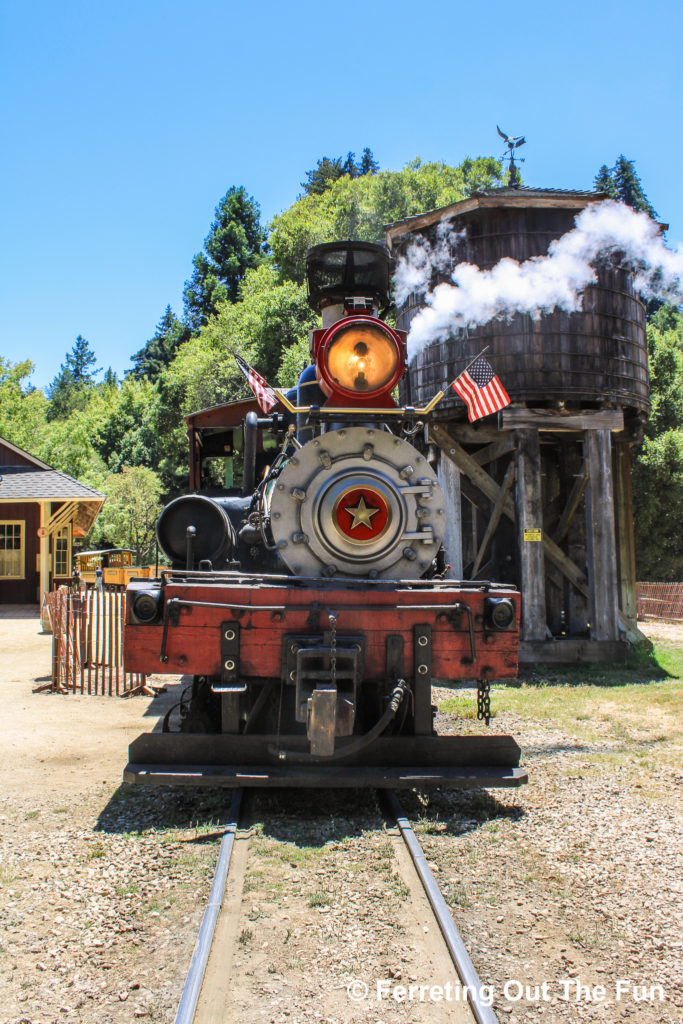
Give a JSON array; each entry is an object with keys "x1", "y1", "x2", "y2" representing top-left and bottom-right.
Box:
[{"x1": 497, "y1": 125, "x2": 526, "y2": 187}]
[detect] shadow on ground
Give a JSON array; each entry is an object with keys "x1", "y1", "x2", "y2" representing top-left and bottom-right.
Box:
[
  {"x1": 395, "y1": 787, "x2": 525, "y2": 837},
  {"x1": 95, "y1": 782, "x2": 525, "y2": 846},
  {"x1": 0, "y1": 603, "x2": 41, "y2": 620}
]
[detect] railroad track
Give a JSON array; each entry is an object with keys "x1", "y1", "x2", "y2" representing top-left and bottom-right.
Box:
[{"x1": 175, "y1": 788, "x2": 499, "y2": 1024}]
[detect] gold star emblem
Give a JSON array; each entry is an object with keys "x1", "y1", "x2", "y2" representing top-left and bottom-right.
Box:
[{"x1": 344, "y1": 494, "x2": 381, "y2": 531}]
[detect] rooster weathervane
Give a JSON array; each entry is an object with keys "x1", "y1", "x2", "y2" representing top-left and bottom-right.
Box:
[{"x1": 497, "y1": 125, "x2": 526, "y2": 186}]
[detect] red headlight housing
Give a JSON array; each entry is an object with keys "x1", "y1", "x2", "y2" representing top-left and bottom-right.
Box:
[{"x1": 312, "y1": 316, "x2": 407, "y2": 406}]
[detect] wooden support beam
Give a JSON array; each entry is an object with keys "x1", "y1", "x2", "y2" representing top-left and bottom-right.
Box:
[
  {"x1": 543, "y1": 534, "x2": 589, "y2": 597},
  {"x1": 430, "y1": 425, "x2": 515, "y2": 518},
  {"x1": 502, "y1": 407, "x2": 624, "y2": 432},
  {"x1": 553, "y1": 469, "x2": 589, "y2": 544},
  {"x1": 437, "y1": 454, "x2": 463, "y2": 578},
  {"x1": 472, "y1": 461, "x2": 515, "y2": 577},
  {"x1": 39, "y1": 501, "x2": 51, "y2": 605},
  {"x1": 519, "y1": 639, "x2": 628, "y2": 664},
  {"x1": 460, "y1": 478, "x2": 488, "y2": 513},
  {"x1": 613, "y1": 442, "x2": 638, "y2": 624},
  {"x1": 431, "y1": 424, "x2": 590, "y2": 598},
  {"x1": 584, "y1": 429, "x2": 619, "y2": 641},
  {"x1": 514, "y1": 429, "x2": 547, "y2": 642},
  {"x1": 439, "y1": 421, "x2": 504, "y2": 445},
  {"x1": 471, "y1": 436, "x2": 518, "y2": 466}
]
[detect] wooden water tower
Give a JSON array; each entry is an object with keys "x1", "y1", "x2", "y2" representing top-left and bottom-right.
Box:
[{"x1": 386, "y1": 187, "x2": 649, "y2": 662}]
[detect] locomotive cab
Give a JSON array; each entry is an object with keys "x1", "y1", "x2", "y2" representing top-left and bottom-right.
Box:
[{"x1": 124, "y1": 242, "x2": 525, "y2": 789}]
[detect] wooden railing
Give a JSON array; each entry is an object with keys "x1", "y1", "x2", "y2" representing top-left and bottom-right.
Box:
[
  {"x1": 43, "y1": 587, "x2": 151, "y2": 696},
  {"x1": 636, "y1": 582, "x2": 683, "y2": 622}
]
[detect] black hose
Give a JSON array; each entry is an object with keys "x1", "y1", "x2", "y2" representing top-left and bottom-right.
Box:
[
  {"x1": 161, "y1": 682, "x2": 193, "y2": 732},
  {"x1": 268, "y1": 679, "x2": 409, "y2": 763},
  {"x1": 162, "y1": 701, "x2": 181, "y2": 733}
]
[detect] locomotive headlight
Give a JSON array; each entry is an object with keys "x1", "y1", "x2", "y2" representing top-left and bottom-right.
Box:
[
  {"x1": 484, "y1": 596, "x2": 516, "y2": 631},
  {"x1": 323, "y1": 320, "x2": 401, "y2": 397},
  {"x1": 131, "y1": 589, "x2": 162, "y2": 624}
]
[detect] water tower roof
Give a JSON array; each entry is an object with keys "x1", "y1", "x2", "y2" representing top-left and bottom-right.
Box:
[{"x1": 384, "y1": 186, "x2": 607, "y2": 250}]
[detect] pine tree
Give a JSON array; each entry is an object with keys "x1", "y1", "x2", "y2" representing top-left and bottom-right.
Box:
[
  {"x1": 593, "y1": 157, "x2": 656, "y2": 217},
  {"x1": 301, "y1": 149, "x2": 380, "y2": 196},
  {"x1": 612, "y1": 156, "x2": 657, "y2": 217},
  {"x1": 342, "y1": 152, "x2": 358, "y2": 178},
  {"x1": 593, "y1": 164, "x2": 617, "y2": 198},
  {"x1": 67, "y1": 334, "x2": 98, "y2": 385},
  {"x1": 183, "y1": 187, "x2": 267, "y2": 331},
  {"x1": 130, "y1": 306, "x2": 190, "y2": 381},
  {"x1": 301, "y1": 156, "x2": 345, "y2": 196},
  {"x1": 359, "y1": 147, "x2": 379, "y2": 175},
  {"x1": 47, "y1": 335, "x2": 99, "y2": 420}
]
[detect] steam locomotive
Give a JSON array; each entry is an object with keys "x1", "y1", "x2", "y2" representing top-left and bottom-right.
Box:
[{"x1": 123, "y1": 242, "x2": 525, "y2": 789}]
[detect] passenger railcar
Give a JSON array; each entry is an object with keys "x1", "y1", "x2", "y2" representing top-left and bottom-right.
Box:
[{"x1": 76, "y1": 548, "x2": 152, "y2": 588}]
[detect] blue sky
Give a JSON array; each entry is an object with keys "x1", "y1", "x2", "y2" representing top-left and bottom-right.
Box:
[{"x1": 1, "y1": 0, "x2": 680, "y2": 389}]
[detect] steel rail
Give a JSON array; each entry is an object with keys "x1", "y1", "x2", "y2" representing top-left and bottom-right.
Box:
[
  {"x1": 383, "y1": 790, "x2": 500, "y2": 1024},
  {"x1": 174, "y1": 788, "x2": 244, "y2": 1024}
]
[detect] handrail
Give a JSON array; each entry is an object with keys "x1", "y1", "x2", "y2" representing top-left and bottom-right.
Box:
[{"x1": 273, "y1": 387, "x2": 447, "y2": 417}]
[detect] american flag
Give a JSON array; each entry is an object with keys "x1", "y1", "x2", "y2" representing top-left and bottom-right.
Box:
[
  {"x1": 234, "y1": 354, "x2": 278, "y2": 414},
  {"x1": 452, "y1": 356, "x2": 510, "y2": 422}
]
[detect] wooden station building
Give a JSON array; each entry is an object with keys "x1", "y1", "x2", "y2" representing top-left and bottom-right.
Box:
[
  {"x1": 0, "y1": 437, "x2": 104, "y2": 605},
  {"x1": 386, "y1": 187, "x2": 649, "y2": 662}
]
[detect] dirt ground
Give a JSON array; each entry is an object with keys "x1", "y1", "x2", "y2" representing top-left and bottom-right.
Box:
[
  {"x1": 0, "y1": 607, "x2": 681, "y2": 1024},
  {"x1": 0, "y1": 605, "x2": 179, "y2": 798}
]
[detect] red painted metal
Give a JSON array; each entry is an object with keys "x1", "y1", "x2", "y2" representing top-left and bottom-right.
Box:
[
  {"x1": 334, "y1": 487, "x2": 390, "y2": 542},
  {"x1": 310, "y1": 317, "x2": 407, "y2": 407},
  {"x1": 125, "y1": 579, "x2": 519, "y2": 681}
]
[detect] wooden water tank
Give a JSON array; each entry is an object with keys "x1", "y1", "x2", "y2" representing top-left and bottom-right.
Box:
[{"x1": 389, "y1": 189, "x2": 649, "y2": 419}]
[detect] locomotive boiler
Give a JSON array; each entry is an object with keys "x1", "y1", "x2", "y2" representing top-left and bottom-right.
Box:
[{"x1": 123, "y1": 242, "x2": 525, "y2": 789}]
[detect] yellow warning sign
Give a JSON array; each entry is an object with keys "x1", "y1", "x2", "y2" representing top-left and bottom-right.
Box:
[{"x1": 523, "y1": 528, "x2": 542, "y2": 542}]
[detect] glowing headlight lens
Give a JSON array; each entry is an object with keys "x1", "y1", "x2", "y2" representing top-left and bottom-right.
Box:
[{"x1": 325, "y1": 323, "x2": 399, "y2": 394}]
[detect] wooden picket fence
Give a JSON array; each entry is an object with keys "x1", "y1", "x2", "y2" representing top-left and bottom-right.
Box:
[
  {"x1": 636, "y1": 582, "x2": 683, "y2": 622},
  {"x1": 43, "y1": 587, "x2": 151, "y2": 696}
]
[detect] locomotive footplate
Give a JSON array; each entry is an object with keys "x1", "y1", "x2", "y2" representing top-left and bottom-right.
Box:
[{"x1": 124, "y1": 734, "x2": 528, "y2": 789}]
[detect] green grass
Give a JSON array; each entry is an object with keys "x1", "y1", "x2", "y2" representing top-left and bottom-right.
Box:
[
  {"x1": 308, "y1": 892, "x2": 331, "y2": 907},
  {"x1": 251, "y1": 838, "x2": 322, "y2": 867},
  {"x1": 115, "y1": 883, "x2": 140, "y2": 897},
  {"x1": 652, "y1": 642, "x2": 683, "y2": 679},
  {"x1": 437, "y1": 694, "x2": 482, "y2": 719},
  {"x1": 415, "y1": 818, "x2": 448, "y2": 835},
  {"x1": 0, "y1": 866, "x2": 20, "y2": 886},
  {"x1": 438, "y1": 641, "x2": 683, "y2": 785}
]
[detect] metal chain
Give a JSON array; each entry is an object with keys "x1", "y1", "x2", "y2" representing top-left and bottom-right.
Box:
[
  {"x1": 328, "y1": 611, "x2": 337, "y2": 688},
  {"x1": 476, "y1": 678, "x2": 491, "y2": 725}
]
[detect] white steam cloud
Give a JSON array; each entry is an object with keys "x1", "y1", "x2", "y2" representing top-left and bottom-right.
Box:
[
  {"x1": 396, "y1": 201, "x2": 683, "y2": 362},
  {"x1": 394, "y1": 220, "x2": 464, "y2": 304}
]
